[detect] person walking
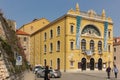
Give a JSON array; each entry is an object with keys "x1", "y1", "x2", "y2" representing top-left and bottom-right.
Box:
[
  {"x1": 44, "y1": 65, "x2": 50, "y2": 80},
  {"x1": 113, "y1": 65, "x2": 119, "y2": 78},
  {"x1": 106, "y1": 66, "x2": 111, "y2": 79}
]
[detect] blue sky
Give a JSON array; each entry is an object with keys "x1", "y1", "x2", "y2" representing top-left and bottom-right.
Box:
[{"x1": 0, "y1": 0, "x2": 120, "y2": 37}]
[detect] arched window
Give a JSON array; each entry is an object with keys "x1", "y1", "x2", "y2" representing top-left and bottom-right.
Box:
[
  {"x1": 50, "y1": 30, "x2": 53, "y2": 38},
  {"x1": 57, "y1": 58, "x2": 60, "y2": 70},
  {"x1": 98, "y1": 41, "x2": 102, "y2": 53},
  {"x1": 44, "y1": 59, "x2": 46, "y2": 66},
  {"x1": 44, "y1": 32, "x2": 47, "y2": 40},
  {"x1": 70, "y1": 42, "x2": 74, "y2": 50},
  {"x1": 57, "y1": 26, "x2": 60, "y2": 36},
  {"x1": 90, "y1": 40, "x2": 94, "y2": 52},
  {"x1": 81, "y1": 39, "x2": 86, "y2": 52},
  {"x1": 70, "y1": 25, "x2": 74, "y2": 33},
  {"x1": 50, "y1": 43, "x2": 53, "y2": 52},
  {"x1": 57, "y1": 41, "x2": 60, "y2": 51}
]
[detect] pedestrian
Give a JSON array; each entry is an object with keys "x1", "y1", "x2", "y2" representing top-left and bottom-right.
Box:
[
  {"x1": 113, "y1": 65, "x2": 119, "y2": 78},
  {"x1": 106, "y1": 66, "x2": 111, "y2": 79},
  {"x1": 44, "y1": 65, "x2": 50, "y2": 80}
]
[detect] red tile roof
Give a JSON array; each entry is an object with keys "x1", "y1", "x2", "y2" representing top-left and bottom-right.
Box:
[
  {"x1": 16, "y1": 30, "x2": 29, "y2": 35},
  {"x1": 113, "y1": 41, "x2": 120, "y2": 46},
  {"x1": 113, "y1": 37, "x2": 120, "y2": 46}
]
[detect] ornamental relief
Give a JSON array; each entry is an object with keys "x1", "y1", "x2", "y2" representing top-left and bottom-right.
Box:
[{"x1": 81, "y1": 25, "x2": 101, "y2": 38}]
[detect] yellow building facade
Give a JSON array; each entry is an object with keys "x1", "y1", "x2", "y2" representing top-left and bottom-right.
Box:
[
  {"x1": 18, "y1": 18, "x2": 50, "y2": 64},
  {"x1": 26, "y1": 4, "x2": 113, "y2": 72},
  {"x1": 19, "y1": 18, "x2": 50, "y2": 34}
]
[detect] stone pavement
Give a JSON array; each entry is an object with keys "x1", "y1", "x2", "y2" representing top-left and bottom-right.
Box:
[
  {"x1": 77, "y1": 71, "x2": 120, "y2": 80},
  {"x1": 23, "y1": 70, "x2": 120, "y2": 80},
  {"x1": 23, "y1": 71, "x2": 35, "y2": 80}
]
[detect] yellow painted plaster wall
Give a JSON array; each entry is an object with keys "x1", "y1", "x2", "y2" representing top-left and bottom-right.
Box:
[
  {"x1": 30, "y1": 14, "x2": 113, "y2": 71},
  {"x1": 30, "y1": 9, "x2": 113, "y2": 72},
  {"x1": 64, "y1": 15, "x2": 113, "y2": 71},
  {"x1": 30, "y1": 36, "x2": 35, "y2": 66},
  {"x1": 40, "y1": 18, "x2": 66, "y2": 70}
]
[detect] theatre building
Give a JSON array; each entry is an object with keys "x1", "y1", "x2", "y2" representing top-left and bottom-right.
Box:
[{"x1": 29, "y1": 4, "x2": 114, "y2": 72}]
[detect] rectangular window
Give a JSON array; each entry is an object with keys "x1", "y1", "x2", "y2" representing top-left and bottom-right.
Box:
[
  {"x1": 70, "y1": 61, "x2": 74, "y2": 67},
  {"x1": 23, "y1": 37, "x2": 27, "y2": 41},
  {"x1": 108, "y1": 31, "x2": 111, "y2": 39},
  {"x1": 114, "y1": 56, "x2": 116, "y2": 60},
  {"x1": 114, "y1": 48, "x2": 116, "y2": 52},
  {"x1": 108, "y1": 45, "x2": 110, "y2": 52}
]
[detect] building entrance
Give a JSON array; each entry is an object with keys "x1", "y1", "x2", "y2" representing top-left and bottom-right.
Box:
[
  {"x1": 81, "y1": 58, "x2": 86, "y2": 70},
  {"x1": 98, "y1": 58, "x2": 102, "y2": 70},
  {"x1": 57, "y1": 58, "x2": 60, "y2": 70},
  {"x1": 90, "y1": 58, "x2": 94, "y2": 70}
]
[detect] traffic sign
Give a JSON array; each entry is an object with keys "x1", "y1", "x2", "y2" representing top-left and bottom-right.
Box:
[{"x1": 16, "y1": 56, "x2": 22, "y2": 65}]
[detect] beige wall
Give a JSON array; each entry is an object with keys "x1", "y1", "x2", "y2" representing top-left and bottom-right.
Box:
[
  {"x1": 113, "y1": 38, "x2": 120, "y2": 70},
  {"x1": 17, "y1": 34, "x2": 30, "y2": 62}
]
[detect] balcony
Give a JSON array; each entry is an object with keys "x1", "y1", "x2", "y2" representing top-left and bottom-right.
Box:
[{"x1": 85, "y1": 50, "x2": 94, "y2": 56}]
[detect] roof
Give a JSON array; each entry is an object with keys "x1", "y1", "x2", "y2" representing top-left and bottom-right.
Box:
[
  {"x1": 31, "y1": 12, "x2": 113, "y2": 36},
  {"x1": 113, "y1": 37, "x2": 120, "y2": 46},
  {"x1": 19, "y1": 18, "x2": 50, "y2": 30},
  {"x1": 16, "y1": 30, "x2": 29, "y2": 35},
  {"x1": 114, "y1": 37, "x2": 120, "y2": 40},
  {"x1": 31, "y1": 14, "x2": 71, "y2": 36},
  {"x1": 113, "y1": 42, "x2": 120, "y2": 46}
]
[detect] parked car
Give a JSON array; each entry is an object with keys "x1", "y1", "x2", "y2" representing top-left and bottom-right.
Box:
[
  {"x1": 37, "y1": 69, "x2": 61, "y2": 78},
  {"x1": 33, "y1": 65, "x2": 44, "y2": 74}
]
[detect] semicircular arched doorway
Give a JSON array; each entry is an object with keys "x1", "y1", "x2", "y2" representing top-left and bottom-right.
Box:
[
  {"x1": 98, "y1": 58, "x2": 102, "y2": 70},
  {"x1": 90, "y1": 58, "x2": 95, "y2": 70},
  {"x1": 81, "y1": 58, "x2": 86, "y2": 70}
]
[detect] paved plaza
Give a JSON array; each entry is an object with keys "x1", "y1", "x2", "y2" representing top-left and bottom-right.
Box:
[{"x1": 23, "y1": 70, "x2": 120, "y2": 80}]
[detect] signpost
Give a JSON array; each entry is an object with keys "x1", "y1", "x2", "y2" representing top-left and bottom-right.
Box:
[{"x1": 16, "y1": 56, "x2": 22, "y2": 65}]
